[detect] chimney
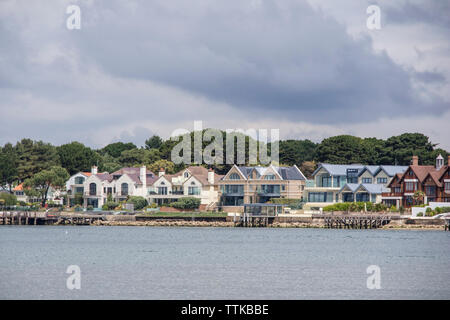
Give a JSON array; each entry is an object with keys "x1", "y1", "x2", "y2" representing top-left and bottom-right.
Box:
[
  {"x1": 140, "y1": 165, "x2": 147, "y2": 190},
  {"x1": 436, "y1": 154, "x2": 444, "y2": 170},
  {"x1": 159, "y1": 167, "x2": 165, "y2": 177},
  {"x1": 411, "y1": 156, "x2": 419, "y2": 166},
  {"x1": 91, "y1": 165, "x2": 98, "y2": 175},
  {"x1": 208, "y1": 168, "x2": 214, "y2": 184}
]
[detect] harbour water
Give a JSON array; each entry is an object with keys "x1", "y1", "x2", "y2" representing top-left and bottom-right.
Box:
[{"x1": 0, "y1": 226, "x2": 449, "y2": 299}]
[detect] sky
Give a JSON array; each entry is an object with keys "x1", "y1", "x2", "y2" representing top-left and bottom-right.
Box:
[{"x1": 0, "y1": 0, "x2": 449, "y2": 150}]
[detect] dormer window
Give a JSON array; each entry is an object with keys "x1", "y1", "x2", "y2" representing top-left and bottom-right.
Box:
[{"x1": 264, "y1": 174, "x2": 276, "y2": 180}]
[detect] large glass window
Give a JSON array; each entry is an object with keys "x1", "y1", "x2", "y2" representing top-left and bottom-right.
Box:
[
  {"x1": 356, "y1": 193, "x2": 370, "y2": 202},
  {"x1": 258, "y1": 185, "x2": 280, "y2": 194},
  {"x1": 308, "y1": 192, "x2": 331, "y2": 202},
  {"x1": 445, "y1": 182, "x2": 450, "y2": 191},
  {"x1": 321, "y1": 176, "x2": 332, "y2": 187},
  {"x1": 157, "y1": 187, "x2": 168, "y2": 195},
  {"x1": 121, "y1": 183, "x2": 128, "y2": 196},
  {"x1": 221, "y1": 185, "x2": 244, "y2": 194}
]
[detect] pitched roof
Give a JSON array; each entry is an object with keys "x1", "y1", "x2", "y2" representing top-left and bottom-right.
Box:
[
  {"x1": 314, "y1": 164, "x2": 365, "y2": 176},
  {"x1": 359, "y1": 183, "x2": 389, "y2": 194},
  {"x1": 13, "y1": 183, "x2": 23, "y2": 191},
  {"x1": 236, "y1": 165, "x2": 305, "y2": 180},
  {"x1": 375, "y1": 165, "x2": 408, "y2": 177}
]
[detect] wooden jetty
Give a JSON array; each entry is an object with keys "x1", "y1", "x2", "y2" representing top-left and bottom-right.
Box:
[
  {"x1": 0, "y1": 211, "x2": 105, "y2": 226},
  {"x1": 323, "y1": 215, "x2": 391, "y2": 229},
  {"x1": 235, "y1": 204, "x2": 281, "y2": 227}
]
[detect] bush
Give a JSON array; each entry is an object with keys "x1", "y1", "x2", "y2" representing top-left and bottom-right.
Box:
[
  {"x1": 323, "y1": 202, "x2": 387, "y2": 213},
  {"x1": 87, "y1": 205, "x2": 94, "y2": 211},
  {"x1": 440, "y1": 207, "x2": 450, "y2": 213},
  {"x1": 126, "y1": 196, "x2": 148, "y2": 210},
  {"x1": 170, "y1": 197, "x2": 201, "y2": 210},
  {"x1": 102, "y1": 201, "x2": 117, "y2": 211},
  {"x1": 434, "y1": 207, "x2": 442, "y2": 214},
  {"x1": 0, "y1": 192, "x2": 17, "y2": 206},
  {"x1": 417, "y1": 212, "x2": 423, "y2": 217}
]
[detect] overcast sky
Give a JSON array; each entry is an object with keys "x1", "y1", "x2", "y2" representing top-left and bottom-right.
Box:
[{"x1": 0, "y1": 0, "x2": 449, "y2": 150}]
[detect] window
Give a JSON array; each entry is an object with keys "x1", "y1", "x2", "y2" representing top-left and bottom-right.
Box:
[
  {"x1": 394, "y1": 187, "x2": 401, "y2": 193},
  {"x1": 188, "y1": 186, "x2": 200, "y2": 195},
  {"x1": 405, "y1": 182, "x2": 417, "y2": 192},
  {"x1": 184, "y1": 172, "x2": 189, "y2": 178},
  {"x1": 157, "y1": 187, "x2": 167, "y2": 195},
  {"x1": 445, "y1": 182, "x2": 450, "y2": 191},
  {"x1": 121, "y1": 183, "x2": 128, "y2": 196},
  {"x1": 377, "y1": 177, "x2": 388, "y2": 184},
  {"x1": 321, "y1": 176, "x2": 332, "y2": 187},
  {"x1": 362, "y1": 178, "x2": 372, "y2": 184},
  {"x1": 281, "y1": 185, "x2": 286, "y2": 191},
  {"x1": 347, "y1": 169, "x2": 359, "y2": 184},
  {"x1": 308, "y1": 192, "x2": 331, "y2": 203},
  {"x1": 221, "y1": 185, "x2": 244, "y2": 194},
  {"x1": 425, "y1": 186, "x2": 436, "y2": 196},
  {"x1": 75, "y1": 177, "x2": 85, "y2": 184},
  {"x1": 264, "y1": 174, "x2": 276, "y2": 180},
  {"x1": 89, "y1": 183, "x2": 97, "y2": 196},
  {"x1": 229, "y1": 173, "x2": 241, "y2": 180}
]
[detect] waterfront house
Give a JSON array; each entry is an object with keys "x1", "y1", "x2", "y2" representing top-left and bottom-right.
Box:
[
  {"x1": 217, "y1": 165, "x2": 306, "y2": 212},
  {"x1": 304, "y1": 163, "x2": 408, "y2": 209},
  {"x1": 12, "y1": 183, "x2": 63, "y2": 205},
  {"x1": 82, "y1": 165, "x2": 157, "y2": 208},
  {"x1": 382, "y1": 155, "x2": 450, "y2": 208},
  {"x1": 149, "y1": 166, "x2": 223, "y2": 210},
  {"x1": 65, "y1": 171, "x2": 92, "y2": 206}
]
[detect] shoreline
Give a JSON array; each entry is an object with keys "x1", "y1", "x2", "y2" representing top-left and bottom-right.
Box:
[{"x1": 90, "y1": 219, "x2": 446, "y2": 230}]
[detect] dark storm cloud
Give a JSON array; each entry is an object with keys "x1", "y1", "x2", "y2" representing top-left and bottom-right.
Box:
[{"x1": 67, "y1": 0, "x2": 447, "y2": 123}]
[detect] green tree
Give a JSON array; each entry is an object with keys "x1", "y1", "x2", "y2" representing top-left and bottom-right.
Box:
[
  {"x1": 315, "y1": 135, "x2": 368, "y2": 164},
  {"x1": 0, "y1": 143, "x2": 18, "y2": 192},
  {"x1": 14, "y1": 139, "x2": 60, "y2": 181},
  {"x1": 0, "y1": 192, "x2": 17, "y2": 206},
  {"x1": 383, "y1": 133, "x2": 435, "y2": 165},
  {"x1": 23, "y1": 166, "x2": 69, "y2": 206},
  {"x1": 147, "y1": 159, "x2": 176, "y2": 174},
  {"x1": 101, "y1": 142, "x2": 137, "y2": 158},
  {"x1": 278, "y1": 139, "x2": 317, "y2": 166},
  {"x1": 118, "y1": 148, "x2": 161, "y2": 167},
  {"x1": 145, "y1": 135, "x2": 163, "y2": 150},
  {"x1": 57, "y1": 141, "x2": 99, "y2": 175},
  {"x1": 126, "y1": 196, "x2": 148, "y2": 210}
]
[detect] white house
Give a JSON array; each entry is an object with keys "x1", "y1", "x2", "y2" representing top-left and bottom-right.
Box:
[{"x1": 149, "y1": 166, "x2": 223, "y2": 210}]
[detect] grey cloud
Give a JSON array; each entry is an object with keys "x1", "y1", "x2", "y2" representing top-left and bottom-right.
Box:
[{"x1": 68, "y1": 0, "x2": 448, "y2": 123}]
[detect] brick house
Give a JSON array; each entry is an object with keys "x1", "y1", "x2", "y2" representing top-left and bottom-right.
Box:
[{"x1": 382, "y1": 155, "x2": 450, "y2": 208}]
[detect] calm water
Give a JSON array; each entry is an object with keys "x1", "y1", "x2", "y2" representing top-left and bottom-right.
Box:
[{"x1": 0, "y1": 226, "x2": 449, "y2": 299}]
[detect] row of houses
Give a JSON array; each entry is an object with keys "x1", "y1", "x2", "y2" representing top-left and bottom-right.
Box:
[{"x1": 9, "y1": 154, "x2": 450, "y2": 210}]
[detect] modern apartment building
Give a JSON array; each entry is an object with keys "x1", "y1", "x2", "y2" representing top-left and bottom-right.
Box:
[
  {"x1": 382, "y1": 155, "x2": 450, "y2": 207},
  {"x1": 304, "y1": 163, "x2": 408, "y2": 209},
  {"x1": 217, "y1": 165, "x2": 306, "y2": 211}
]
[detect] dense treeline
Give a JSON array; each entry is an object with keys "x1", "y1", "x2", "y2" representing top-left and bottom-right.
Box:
[{"x1": 0, "y1": 132, "x2": 448, "y2": 192}]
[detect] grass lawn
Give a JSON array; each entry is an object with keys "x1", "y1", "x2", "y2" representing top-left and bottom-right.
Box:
[{"x1": 137, "y1": 211, "x2": 228, "y2": 218}]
